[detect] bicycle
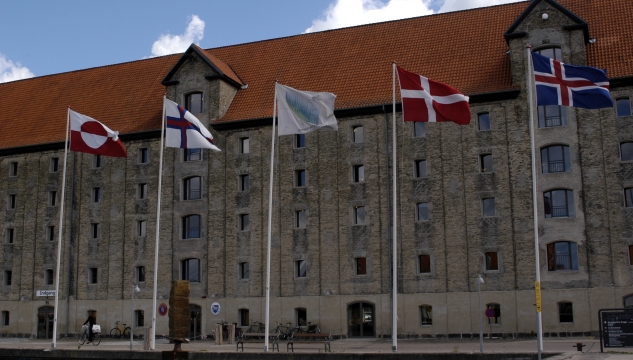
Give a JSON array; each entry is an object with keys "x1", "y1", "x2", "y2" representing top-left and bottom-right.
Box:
[
  {"x1": 110, "y1": 320, "x2": 131, "y2": 338},
  {"x1": 213, "y1": 320, "x2": 243, "y2": 341},
  {"x1": 79, "y1": 324, "x2": 101, "y2": 345},
  {"x1": 275, "y1": 321, "x2": 293, "y2": 340},
  {"x1": 246, "y1": 319, "x2": 266, "y2": 339}
]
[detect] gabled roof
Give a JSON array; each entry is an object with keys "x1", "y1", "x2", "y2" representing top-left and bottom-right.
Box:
[
  {"x1": 162, "y1": 43, "x2": 243, "y2": 87},
  {"x1": 0, "y1": 0, "x2": 632, "y2": 150},
  {"x1": 504, "y1": 0, "x2": 589, "y2": 43}
]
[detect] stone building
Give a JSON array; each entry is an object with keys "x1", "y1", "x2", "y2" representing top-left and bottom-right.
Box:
[{"x1": 1, "y1": 0, "x2": 632, "y2": 339}]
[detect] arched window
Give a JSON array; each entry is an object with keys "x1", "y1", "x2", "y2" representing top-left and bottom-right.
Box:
[
  {"x1": 544, "y1": 189, "x2": 574, "y2": 218},
  {"x1": 238, "y1": 308, "x2": 249, "y2": 327},
  {"x1": 45, "y1": 269, "x2": 54, "y2": 285},
  {"x1": 185, "y1": 92, "x2": 203, "y2": 114},
  {"x1": 536, "y1": 48, "x2": 567, "y2": 128},
  {"x1": 181, "y1": 258, "x2": 200, "y2": 282},
  {"x1": 558, "y1": 301, "x2": 573, "y2": 323},
  {"x1": 547, "y1": 241, "x2": 578, "y2": 271},
  {"x1": 616, "y1": 98, "x2": 631, "y2": 117},
  {"x1": 541, "y1": 145, "x2": 571, "y2": 173},
  {"x1": 486, "y1": 303, "x2": 501, "y2": 324},
  {"x1": 295, "y1": 308, "x2": 307, "y2": 327},
  {"x1": 182, "y1": 215, "x2": 201, "y2": 239},
  {"x1": 419, "y1": 305, "x2": 432, "y2": 325},
  {"x1": 183, "y1": 176, "x2": 201, "y2": 200},
  {"x1": 621, "y1": 142, "x2": 633, "y2": 161}
]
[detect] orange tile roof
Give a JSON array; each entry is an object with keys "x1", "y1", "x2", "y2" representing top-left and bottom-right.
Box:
[{"x1": 0, "y1": 0, "x2": 631, "y2": 149}]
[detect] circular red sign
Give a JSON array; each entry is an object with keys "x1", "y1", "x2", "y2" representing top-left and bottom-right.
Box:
[
  {"x1": 485, "y1": 308, "x2": 495, "y2": 318},
  {"x1": 158, "y1": 303, "x2": 168, "y2": 316}
]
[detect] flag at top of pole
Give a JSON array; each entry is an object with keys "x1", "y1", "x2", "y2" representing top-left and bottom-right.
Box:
[
  {"x1": 70, "y1": 110, "x2": 128, "y2": 157},
  {"x1": 164, "y1": 98, "x2": 221, "y2": 151},
  {"x1": 275, "y1": 83, "x2": 338, "y2": 135},
  {"x1": 396, "y1": 66, "x2": 471, "y2": 125}
]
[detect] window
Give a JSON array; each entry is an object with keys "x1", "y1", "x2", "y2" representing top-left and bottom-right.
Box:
[
  {"x1": 355, "y1": 257, "x2": 367, "y2": 275},
  {"x1": 50, "y1": 158, "x2": 59, "y2": 173},
  {"x1": 482, "y1": 197, "x2": 495, "y2": 217},
  {"x1": 295, "y1": 308, "x2": 307, "y2": 327},
  {"x1": 135, "y1": 310, "x2": 145, "y2": 327},
  {"x1": 91, "y1": 223, "x2": 99, "y2": 239},
  {"x1": 295, "y1": 170, "x2": 306, "y2": 187},
  {"x1": 558, "y1": 302, "x2": 573, "y2": 323},
  {"x1": 136, "y1": 266, "x2": 145, "y2": 282},
  {"x1": 1, "y1": 311, "x2": 8, "y2": 326},
  {"x1": 485, "y1": 252, "x2": 499, "y2": 271},
  {"x1": 92, "y1": 187, "x2": 101, "y2": 203},
  {"x1": 295, "y1": 134, "x2": 306, "y2": 148},
  {"x1": 182, "y1": 215, "x2": 201, "y2": 239},
  {"x1": 416, "y1": 202, "x2": 429, "y2": 221},
  {"x1": 48, "y1": 191, "x2": 57, "y2": 206},
  {"x1": 625, "y1": 294, "x2": 633, "y2": 308},
  {"x1": 536, "y1": 48, "x2": 567, "y2": 128},
  {"x1": 478, "y1": 113, "x2": 490, "y2": 131},
  {"x1": 181, "y1": 258, "x2": 200, "y2": 282},
  {"x1": 137, "y1": 220, "x2": 146, "y2": 237},
  {"x1": 183, "y1": 176, "x2": 201, "y2": 200},
  {"x1": 625, "y1": 188, "x2": 633, "y2": 207},
  {"x1": 480, "y1": 154, "x2": 493, "y2": 173},
  {"x1": 138, "y1": 148, "x2": 148, "y2": 164},
  {"x1": 352, "y1": 126, "x2": 364, "y2": 143},
  {"x1": 47, "y1": 226, "x2": 55, "y2": 242},
  {"x1": 420, "y1": 305, "x2": 432, "y2": 325},
  {"x1": 353, "y1": 165, "x2": 365, "y2": 183},
  {"x1": 45, "y1": 269, "x2": 54, "y2": 285},
  {"x1": 621, "y1": 142, "x2": 633, "y2": 161},
  {"x1": 239, "y1": 137, "x2": 250, "y2": 154},
  {"x1": 547, "y1": 241, "x2": 578, "y2": 271},
  {"x1": 6, "y1": 228, "x2": 14, "y2": 244},
  {"x1": 541, "y1": 145, "x2": 571, "y2": 173},
  {"x1": 295, "y1": 210, "x2": 306, "y2": 229},
  {"x1": 185, "y1": 92, "x2": 203, "y2": 114},
  {"x1": 296, "y1": 260, "x2": 307, "y2": 278},
  {"x1": 8, "y1": 162, "x2": 17, "y2": 177},
  {"x1": 239, "y1": 214, "x2": 250, "y2": 231},
  {"x1": 239, "y1": 174, "x2": 250, "y2": 191},
  {"x1": 4, "y1": 271, "x2": 11, "y2": 286},
  {"x1": 415, "y1": 160, "x2": 427, "y2": 178},
  {"x1": 137, "y1": 183, "x2": 148, "y2": 199},
  {"x1": 185, "y1": 148, "x2": 201, "y2": 162},
  {"x1": 239, "y1": 262, "x2": 250, "y2": 279},
  {"x1": 617, "y1": 98, "x2": 632, "y2": 117},
  {"x1": 93, "y1": 155, "x2": 102, "y2": 168},
  {"x1": 239, "y1": 309, "x2": 249, "y2": 327},
  {"x1": 7, "y1": 194, "x2": 16, "y2": 210},
  {"x1": 413, "y1": 122, "x2": 426, "y2": 137},
  {"x1": 486, "y1": 304, "x2": 501, "y2": 324},
  {"x1": 629, "y1": 246, "x2": 633, "y2": 266},
  {"x1": 419, "y1": 255, "x2": 431, "y2": 274},
  {"x1": 354, "y1": 206, "x2": 366, "y2": 225},
  {"x1": 89, "y1": 268, "x2": 98, "y2": 284},
  {"x1": 544, "y1": 189, "x2": 575, "y2": 218}
]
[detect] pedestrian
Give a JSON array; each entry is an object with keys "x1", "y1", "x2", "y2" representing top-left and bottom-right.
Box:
[{"x1": 83, "y1": 311, "x2": 96, "y2": 343}]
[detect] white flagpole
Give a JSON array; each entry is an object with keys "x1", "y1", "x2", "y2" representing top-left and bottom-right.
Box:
[
  {"x1": 264, "y1": 83, "x2": 278, "y2": 352},
  {"x1": 526, "y1": 46, "x2": 543, "y2": 359},
  {"x1": 150, "y1": 96, "x2": 167, "y2": 350},
  {"x1": 391, "y1": 62, "x2": 398, "y2": 353},
  {"x1": 51, "y1": 107, "x2": 71, "y2": 349}
]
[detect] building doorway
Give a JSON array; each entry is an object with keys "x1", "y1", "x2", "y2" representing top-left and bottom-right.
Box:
[
  {"x1": 37, "y1": 306, "x2": 54, "y2": 339},
  {"x1": 189, "y1": 304, "x2": 201, "y2": 340},
  {"x1": 347, "y1": 302, "x2": 375, "y2": 337}
]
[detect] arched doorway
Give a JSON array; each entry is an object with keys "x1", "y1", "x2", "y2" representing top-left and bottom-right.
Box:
[
  {"x1": 37, "y1": 306, "x2": 54, "y2": 339},
  {"x1": 347, "y1": 302, "x2": 375, "y2": 337},
  {"x1": 189, "y1": 304, "x2": 201, "y2": 340}
]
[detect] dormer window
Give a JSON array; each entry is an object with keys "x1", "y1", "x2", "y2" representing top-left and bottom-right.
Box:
[
  {"x1": 536, "y1": 48, "x2": 567, "y2": 128},
  {"x1": 185, "y1": 92, "x2": 203, "y2": 114}
]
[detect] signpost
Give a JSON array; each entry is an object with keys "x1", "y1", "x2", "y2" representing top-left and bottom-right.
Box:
[
  {"x1": 599, "y1": 309, "x2": 633, "y2": 352},
  {"x1": 36, "y1": 290, "x2": 56, "y2": 297}
]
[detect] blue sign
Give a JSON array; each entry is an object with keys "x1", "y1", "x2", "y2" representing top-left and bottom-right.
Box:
[{"x1": 211, "y1": 302, "x2": 221, "y2": 316}]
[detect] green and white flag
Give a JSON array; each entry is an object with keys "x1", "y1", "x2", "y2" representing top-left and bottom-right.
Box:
[{"x1": 275, "y1": 83, "x2": 338, "y2": 135}]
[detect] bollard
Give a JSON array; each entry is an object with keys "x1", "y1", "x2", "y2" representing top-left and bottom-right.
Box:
[
  {"x1": 574, "y1": 343, "x2": 585, "y2": 352},
  {"x1": 144, "y1": 328, "x2": 151, "y2": 350},
  {"x1": 227, "y1": 324, "x2": 235, "y2": 344},
  {"x1": 215, "y1": 324, "x2": 223, "y2": 345}
]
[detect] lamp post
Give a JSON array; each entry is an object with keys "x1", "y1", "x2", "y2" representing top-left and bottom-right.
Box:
[
  {"x1": 131, "y1": 284, "x2": 140, "y2": 350},
  {"x1": 477, "y1": 274, "x2": 485, "y2": 354}
]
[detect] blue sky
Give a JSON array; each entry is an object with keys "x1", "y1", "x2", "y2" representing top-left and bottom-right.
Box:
[{"x1": 0, "y1": 0, "x2": 523, "y2": 82}]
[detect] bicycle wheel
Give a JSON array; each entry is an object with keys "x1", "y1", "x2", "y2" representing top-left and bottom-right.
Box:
[
  {"x1": 79, "y1": 332, "x2": 87, "y2": 345},
  {"x1": 92, "y1": 333, "x2": 101, "y2": 345},
  {"x1": 123, "y1": 327, "x2": 131, "y2": 336},
  {"x1": 234, "y1": 327, "x2": 243, "y2": 340},
  {"x1": 110, "y1": 328, "x2": 121, "y2": 338}
]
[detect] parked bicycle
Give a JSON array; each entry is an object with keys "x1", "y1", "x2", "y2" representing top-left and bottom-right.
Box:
[
  {"x1": 246, "y1": 319, "x2": 265, "y2": 333},
  {"x1": 110, "y1": 320, "x2": 131, "y2": 338},
  {"x1": 275, "y1": 321, "x2": 294, "y2": 340},
  {"x1": 213, "y1": 320, "x2": 243, "y2": 341},
  {"x1": 79, "y1": 324, "x2": 101, "y2": 345}
]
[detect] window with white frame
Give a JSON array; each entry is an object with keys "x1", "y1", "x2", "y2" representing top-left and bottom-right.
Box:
[
  {"x1": 183, "y1": 177, "x2": 201, "y2": 200},
  {"x1": 182, "y1": 215, "x2": 201, "y2": 239},
  {"x1": 184, "y1": 148, "x2": 202, "y2": 162},
  {"x1": 544, "y1": 189, "x2": 575, "y2": 218},
  {"x1": 186, "y1": 92, "x2": 203, "y2": 114},
  {"x1": 541, "y1": 145, "x2": 571, "y2": 173},
  {"x1": 181, "y1": 258, "x2": 200, "y2": 282},
  {"x1": 547, "y1": 241, "x2": 578, "y2": 271}
]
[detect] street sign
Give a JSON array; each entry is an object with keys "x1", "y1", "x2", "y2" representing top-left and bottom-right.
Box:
[
  {"x1": 535, "y1": 281, "x2": 541, "y2": 312},
  {"x1": 36, "y1": 290, "x2": 56, "y2": 297},
  {"x1": 211, "y1": 302, "x2": 221, "y2": 315},
  {"x1": 158, "y1": 303, "x2": 168, "y2": 316},
  {"x1": 485, "y1": 308, "x2": 495, "y2": 318}
]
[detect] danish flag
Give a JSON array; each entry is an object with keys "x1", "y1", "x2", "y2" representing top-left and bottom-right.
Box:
[
  {"x1": 69, "y1": 110, "x2": 127, "y2": 157},
  {"x1": 396, "y1": 66, "x2": 470, "y2": 125},
  {"x1": 531, "y1": 51, "x2": 613, "y2": 109}
]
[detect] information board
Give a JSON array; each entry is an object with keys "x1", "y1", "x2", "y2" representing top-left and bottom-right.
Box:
[{"x1": 602, "y1": 311, "x2": 633, "y2": 348}]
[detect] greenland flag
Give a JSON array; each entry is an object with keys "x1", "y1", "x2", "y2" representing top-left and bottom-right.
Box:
[
  {"x1": 396, "y1": 66, "x2": 471, "y2": 125},
  {"x1": 69, "y1": 110, "x2": 127, "y2": 157}
]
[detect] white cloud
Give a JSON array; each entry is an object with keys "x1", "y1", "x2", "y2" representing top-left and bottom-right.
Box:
[
  {"x1": 0, "y1": 53, "x2": 34, "y2": 83},
  {"x1": 305, "y1": 0, "x2": 525, "y2": 33},
  {"x1": 150, "y1": 15, "x2": 205, "y2": 57},
  {"x1": 305, "y1": 0, "x2": 434, "y2": 33}
]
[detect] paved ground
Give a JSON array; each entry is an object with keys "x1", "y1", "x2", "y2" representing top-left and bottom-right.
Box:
[{"x1": 0, "y1": 336, "x2": 631, "y2": 359}]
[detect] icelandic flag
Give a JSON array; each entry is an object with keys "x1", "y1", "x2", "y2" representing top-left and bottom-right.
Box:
[
  {"x1": 531, "y1": 51, "x2": 613, "y2": 109},
  {"x1": 164, "y1": 98, "x2": 221, "y2": 151}
]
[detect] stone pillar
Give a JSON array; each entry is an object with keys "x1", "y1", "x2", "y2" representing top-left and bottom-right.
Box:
[
  {"x1": 227, "y1": 324, "x2": 235, "y2": 344},
  {"x1": 215, "y1": 324, "x2": 223, "y2": 345}
]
